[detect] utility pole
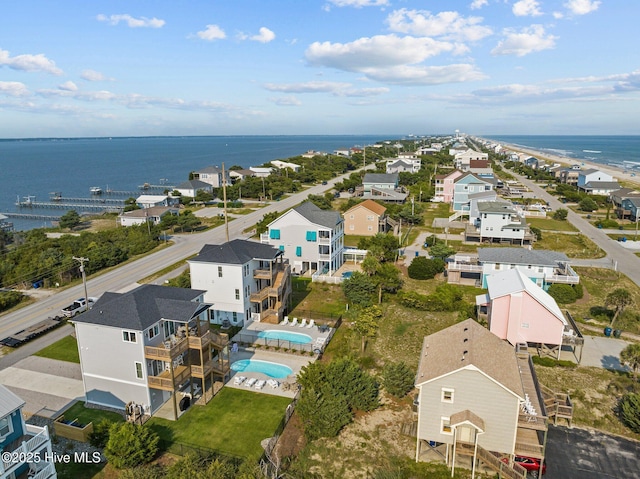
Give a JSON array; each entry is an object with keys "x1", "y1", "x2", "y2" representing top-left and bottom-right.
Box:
[
  {"x1": 73, "y1": 256, "x2": 90, "y2": 311},
  {"x1": 222, "y1": 162, "x2": 229, "y2": 243}
]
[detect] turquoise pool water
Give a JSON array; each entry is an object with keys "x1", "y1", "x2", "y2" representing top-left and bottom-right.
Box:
[
  {"x1": 230, "y1": 359, "x2": 293, "y2": 378},
  {"x1": 257, "y1": 329, "x2": 312, "y2": 344}
]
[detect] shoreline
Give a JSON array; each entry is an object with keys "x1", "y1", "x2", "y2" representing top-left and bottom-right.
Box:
[{"x1": 488, "y1": 140, "x2": 640, "y2": 190}]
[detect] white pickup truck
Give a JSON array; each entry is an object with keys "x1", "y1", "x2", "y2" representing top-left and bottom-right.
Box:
[{"x1": 61, "y1": 297, "x2": 98, "y2": 318}]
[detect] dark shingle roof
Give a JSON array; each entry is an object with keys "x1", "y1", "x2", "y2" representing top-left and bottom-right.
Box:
[
  {"x1": 191, "y1": 239, "x2": 282, "y2": 265},
  {"x1": 363, "y1": 173, "x2": 399, "y2": 184},
  {"x1": 176, "y1": 179, "x2": 211, "y2": 189},
  {"x1": 293, "y1": 202, "x2": 342, "y2": 228},
  {"x1": 73, "y1": 284, "x2": 207, "y2": 330},
  {"x1": 582, "y1": 181, "x2": 620, "y2": 190},
  {"x1": 478, "y1": 247, "x2": 569, "y2": 266}
]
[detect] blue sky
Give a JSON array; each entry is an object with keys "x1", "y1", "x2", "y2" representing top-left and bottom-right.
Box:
[{"x1": 0, "y1": 0, "x2": 636, "y2": 137}]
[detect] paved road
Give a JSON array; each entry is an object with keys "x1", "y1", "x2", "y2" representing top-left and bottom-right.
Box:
[
  {"x1": 0, "y1": 166, "x2": 373, "y2": 340},
  {"x1": 510, "y1": 171, "x2": 640, "y2": 286}
]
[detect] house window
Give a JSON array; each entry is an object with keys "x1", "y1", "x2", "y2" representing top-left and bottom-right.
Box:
[
  {"x1": 235, "y1": 289, "x2": 240, "y2": 300},
  {"x1": 123, "y1": 331, "x2": 137, "y2": 343},
  {"x1": 367, "y1": 215, "x2": 374, "y2": 221},
  {"x1": 270, "y1": 229, "x2": 281, "y2": 239},
  {"x1": 296, "y1": 246, "x2": 302, "y2": 257},
  {"x1": 441, "y1": 417, "x2": 453, "y2": 435},
  {"x1": 349, "y1": 225, "x2": 355, "y2": 231},
  {"x1": 148, "y1": 325, "x2": 159, "y2": 339},
  {"x1": 367, "y1": 225, "x2": 373, "y2": 231},
  {"x1": 232, "y1": 312, "x2": 238, "y2": 322},
  {"x1": 135, "y1": 362, "x2": 143, "y2": 379},
  {"x1": 350, "y1": 214, "x2": 354, "y2": 219},
  {"x1": 306, "y1": 231, "x2": 317, "y2": 241},
  {"x1": 218, "y1": 266, "x2": 223, "y2": 278},
  {"x1": 244, "y1": 264, "x2": 249, "y2": 276},
  {"x1": 538, "y1": 267, "x2": 544, "y2": 273},
  {"x1": 0, "y1": 416, "x2": 12, "y2": 439},
  {"x1": 441, "y1": 388, "x2": 454, "y2": 403}
]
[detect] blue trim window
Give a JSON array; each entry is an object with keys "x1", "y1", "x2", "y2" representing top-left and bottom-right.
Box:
[
  {"x1": 306, "y1": 231, "x2": 317, "y2": 241},
  {"x1": 270, "y1": 229, "x2": 280, "y2": 239},
  {"x1": 279, "y1": 245, "x2": 285, "y2": 251},
  {"x1": 296, "y1": 246, "x2": 302, "y2": 257}
]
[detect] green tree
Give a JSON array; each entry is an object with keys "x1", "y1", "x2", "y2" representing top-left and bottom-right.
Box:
[
  {"x1": 578, "y1": 197, "x2": 598, "y2": 212},
  {"x1": 552, "y1": 208, "x2": 568, "y2": 221},
  {"x1": 342, "y1": 271, "x2": 377, "y2": 307},
  {"x1": 88, "y1": 419, "x2": 114, "y2": 449},
  {"x1": 605, "y1": 288, "x2": 633, "y2": 326},
  {"x1": 358, "y1": 233, "x2": 398, "y2": 262},
  {"x1": 376, "y1": 263, "x2": 403, "y2": 302},
  {"x1": 123, "y1": 197, "x2": 140, "y2": 212},
  {"x1": 176, "y1": 210, "x2": 201, "y2": 232},
  {"x1": 353, "y1": 305, "x2": 382, "y2": 353},
  {"x1": 429, "y1": 242, "x2": 456, "y2": 261},
  {"x1": 619, "y1": 393, "x2": 640, "y2": 433},
  {"x1": 621, "y1": 343, "x2": 640, "y2": 381},
  {"x1": 104, "y1": 422, "x2": 159, "y2": 469},
  {"x1": 407, "y1": 256, "x2": 445, "y2": 280},
  {"x1": 382, "y1": 362, "x2": 415, "y2": 398},
  {"x1": 547, "y1": 283, "x2": 578, "y2": 304},
  {"x1": 166, "y1": 269, "x2": 191, "y2": 288},
  {"x1": 296, "y1": 386, "x2": 352, "y2": 441},
  {"x1": 59, "y1": 210, "x2": 81, "y2": 230}
]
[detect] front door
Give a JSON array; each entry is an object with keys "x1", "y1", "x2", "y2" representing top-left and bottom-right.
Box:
[{"x1": 457, "y1": 426, "x2": 476, "y2": 444}]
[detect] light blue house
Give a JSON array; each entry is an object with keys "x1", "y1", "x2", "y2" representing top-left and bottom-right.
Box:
[
  {"x1": 452, "y1": 173, "x2": 494, "y2": 212},
  {"x1": 0, "y1": 385, "x2": 57, "y2": 479}
]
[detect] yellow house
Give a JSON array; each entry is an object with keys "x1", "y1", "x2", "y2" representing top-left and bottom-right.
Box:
[{"x1": 343, "y1": 199, "x2": 395, "y2": 236}]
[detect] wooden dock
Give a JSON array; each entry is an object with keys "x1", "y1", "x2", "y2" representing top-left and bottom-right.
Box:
[
  {"x1": 50, "y1": 195, "x2": 125, "y2": 205},
  {"x1": 15, "y1": 200, "x2": 122, "y2": 212},
  {"x1": 1, "y1": 212, "x2": 62, "y2": 221}
]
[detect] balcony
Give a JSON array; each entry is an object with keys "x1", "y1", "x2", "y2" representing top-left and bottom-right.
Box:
[
  {"x1": 254, "y1": 268, "x2": 275, "y2": 280},
  {"x1": 250, "y1": 289, "x2": 269, "y2": 303},
  {"x1": 544, "y1": 265, "x2": 580, "y2": 284},
  {"x1": 0, "y1": 424, "x2": 52, "y2": 476},
  {"x1": 447, "y1": 262, "x2": 483, "y2": 273},
  {"x1": 145, "y1": 336, "x2": 189, "y2": 361},
  {"x1": 148, "y1": 365, "x2": 190, "y2": 391}
]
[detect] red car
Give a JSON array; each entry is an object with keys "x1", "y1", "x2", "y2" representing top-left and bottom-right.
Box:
[{"x1": 501, "y1": 455, "x2": 546, "y2": 477}]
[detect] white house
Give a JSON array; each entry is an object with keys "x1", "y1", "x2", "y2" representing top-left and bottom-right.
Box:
[
  {"x1": 261, "y1": 201, "x2": 344, "y2": 276},
  {"x1": 193, "y1": 166, "x2": 224, "y2": 187},
  {"x1": 271, "y1": 160, "x2": 301, "y2": 172},
  {"x1": 117, "y1": 206, "x2": 179, "y2": 227},
  {"x1": 577, "y1": 169, "x2": 620, "y2": 194},
  {"x1": 454, "y1": 149, "x2": 488, "y2": 170},
  {"x1": 174, "y1": 179, "x2": 214, "y2": 198},
  {"x1": 189, "y1": 239, "x2": 291, "y2": 326},
  {"x1": 466, "y1": 201, "x2": 534, "y2": 244},
  {"x1": 386, "y1": 158, "x2": 421, "y2": 174},
  {"x1": 249, "y1": 167, "x2": 273, "y2": 178},
  {"x1": 136, "y1": 194, "x2": 180, "y2": 209},
  {"x1": 73, "y1": 285, "x2": 229, "y2": 420}
]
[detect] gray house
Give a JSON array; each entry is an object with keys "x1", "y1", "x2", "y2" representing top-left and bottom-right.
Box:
[{"x1": 74, "y1": 284, "x2": 230, "y2": 420}]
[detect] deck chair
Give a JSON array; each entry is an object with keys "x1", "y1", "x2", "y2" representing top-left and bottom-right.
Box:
[
  {"x1": 290, "y1": 318, "x2": 298, "y2": 327},
  {"x1": 307, "y1": 319, "x2": 315, "y2": 329},
  {"x1": 299, "y1": 318, "x2": 307, "y2": 328},
  {"x1": 280, "y1": 316, "x2": 289, "y2": 325}
]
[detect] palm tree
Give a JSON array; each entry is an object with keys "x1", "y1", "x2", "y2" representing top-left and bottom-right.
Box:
[
  {"x1": 605, "y1": 288, "x2": 633, "y2": 327},
  {"x1": 621, "y1": 344, "x2": 640, "y2": 381}
]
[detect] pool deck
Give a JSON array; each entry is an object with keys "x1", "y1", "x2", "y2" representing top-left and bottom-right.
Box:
[
  {"x1": 226, "y1": 348, "x2": 313, "y2": 398},
  {"x1": 236, "y1": 318, "x2": 332, "y2": 344}
]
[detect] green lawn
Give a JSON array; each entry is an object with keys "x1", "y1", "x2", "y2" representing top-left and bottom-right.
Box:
[
  {"x1": 533, "y1": 232, "x2": 605, "y2": 258},
  {"x1": 527, "y1": 217, "x2": 578, "y2": 232},
  {"x1": 147, "y1": 387, "x2": 291, "y2": 459},
  {"x1": 61, "y1": 401, "x2": 124, "y2": 425},
  {"x1": 290, "y1": 277, "x2": 346, "y2": 319},
  {"x1": 34, "y1": 335, "x2": 80, "y2": 363}
]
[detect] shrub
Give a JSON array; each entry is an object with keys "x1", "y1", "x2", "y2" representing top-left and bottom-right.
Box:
[
  {"x1": 573, "y1": 282, "x2": 584, "y2": 300},
  {"x1": 398, "y1": 290, "x2": 430, "y2": 310},
  {"x1": 104, "y1": 422, "x2": 159, "y2": 469},
  {"x1": 532, "y1": 356, "x2": 576, "y2": 368},
  {"x1": 530, "y1": 226, "x2": 542, "y2": 241},
  {"x1": 382, "y1": 362, "x2": 415, "y2": 398},
  {"x1": 88, "y1": 419, "x2": 114, "y2": 449},
  {"x1": 553, "y1": 208, "x2": 568, "y2": 221},
  {"x1": 595, "y1": 219, "x2": 619, "y2": 228},
  {"x1": 407, "y1": 256, "x2": 445, "y2": 280},
  {"x1": 0, "y1": 291, "x2": 25, "y2": 313},
  {"x1": 547, "y1": 283, "x2": 578, "y2": 304},
  {"x1": 619, "y1": 393, "x2": 640, "y2": 433},
  {"x1": 578, "y1": 197, "x2": 598, "y2": 212}
]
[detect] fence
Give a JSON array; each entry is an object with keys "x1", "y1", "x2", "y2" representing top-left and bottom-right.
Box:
[
  {"x1": 157, "y1": 438, "x2": 244, "y2": 465},
  {"x1": 259, "y1": 390, "x2": 300, "y2": 478}
]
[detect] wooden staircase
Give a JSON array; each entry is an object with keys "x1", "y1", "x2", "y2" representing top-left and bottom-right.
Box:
[{"x1": 540, "y1": 384, "x2": 573, "y2": 427}]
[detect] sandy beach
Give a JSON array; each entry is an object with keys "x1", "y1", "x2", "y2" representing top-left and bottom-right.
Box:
[{"x1": 490, "y1": 140, "x2": 640, "y2": 190}]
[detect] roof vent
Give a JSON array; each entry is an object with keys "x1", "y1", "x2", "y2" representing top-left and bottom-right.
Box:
[
  {"x1": 463, "y1": 327, "x2": 469, "y2": 332},
  {"x1": 463, "y1": 338, "x2": 468, "y2": 342}
]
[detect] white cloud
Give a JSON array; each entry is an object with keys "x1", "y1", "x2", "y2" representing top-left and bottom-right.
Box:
[
  {"x1": 470, "y1": 0, "x2": 488, "y2": 9},
  {"x1": 0, "y1": 48, "x2": 63, "y2": 75},
  {"x1": 81, "y1": 69, "x2": 112, "y2": 82},
  {"x1": 364, "y1": 63, "x2": 486, "y2": 85},
  {"x1": 0, "y1": 81, "x2": 29, "y2": 97},
  {"x1": 491, "y1": 25, "x2": 557, "y2": 56},
  {"x1": 197, "y1": 24, "x2": 226, "y2": 41},
  {"x1": 264, "y1": 81, "x2": 390, "y2": 97},
  {"x1": 386, "y1": 9, "x2": 493, "y2": 42},
  {"x1": 270, "y1": 96, "x2": 302, "y2": 106},
  {"x1": 96, "y1": 14, "x2": 165, "y2": 28},
  {"x1": 58, "y1": 81, "x2": 78, "y2": 91},
  {"x1": 564, "y1": 0, "x2": 601, "y2": 15},
  {"x1": 327, "y1": 0, "x2": 389, "y2": 7},
  {"x1": 241, "y1": 27, "x2": 276, "y2": 43},
  {"x1": 513, "y1": 0, "x2": 543, "y2": 17}
]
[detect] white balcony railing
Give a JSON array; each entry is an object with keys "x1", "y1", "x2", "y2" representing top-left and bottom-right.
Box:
[{"x1": 0, "y1": 425, "x2": 52, "y2": 475}]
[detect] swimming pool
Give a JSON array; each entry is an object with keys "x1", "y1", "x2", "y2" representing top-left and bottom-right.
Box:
[
  {"x1": 230, "y1": 359, "x2": 293, "y2": 378},
  {"x1": 257, "y1": 330, "x2": 312, "y2": 344}
]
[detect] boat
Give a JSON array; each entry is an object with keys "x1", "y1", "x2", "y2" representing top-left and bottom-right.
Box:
[{"x1": 90, "y1": 186, "x2": 102, "y2": 195}]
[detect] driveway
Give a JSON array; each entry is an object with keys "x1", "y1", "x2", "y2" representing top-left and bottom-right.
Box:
[
  {"x1": 546, "y1": 426, "x2": 640, "y2": 479},
  {"x1": 580, "y1": 336, "x2": 630, "y2": 371}
]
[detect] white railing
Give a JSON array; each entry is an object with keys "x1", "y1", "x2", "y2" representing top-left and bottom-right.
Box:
[
  {"x1": 260, "y1": 233, "x2": 270, "y2": 243},
  {"x1": 31, "y1": 462, "x2": 57, "y2": 479},
  {"x1": 0, "y1": 425, "x2": 51, "y2": 475},
  {"x1": 523, "y1": 211, "x2": 547, "y2": 217},
  {"x1": 544, "y1": 274, "x2": 580, "y2": 284},
  {"x1": 447, "y1": 263, "x2": 483, "y2": 272}
]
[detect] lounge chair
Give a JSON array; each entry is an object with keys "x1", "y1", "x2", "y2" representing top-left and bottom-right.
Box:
[
  {"x1": 290, "y1": 318, "x2": 298, "y2": 327},
  {"x1": 254, "y1": 379, "x2": 266, "y2": 390},
  {"x1": 267, "y1": 379, "x2": 279, "y2": 389},
  {"x1": 280, "y1": 316, "x2": 289, "y2": 325},
  {"x1": 234, "y1": 375, "x2": 246, "y2": 385},
  {"x1": 245, "y1": 377, "x2": 257, "y2": 388},
  {"x1": 299, "y1": 318, "x2": 307, "y2": 328},
  {"x1": 307, "y1": 319, "x2": 315, "y2": 329}
]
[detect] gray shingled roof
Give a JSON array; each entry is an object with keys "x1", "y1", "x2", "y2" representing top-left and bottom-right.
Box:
[
  {"x1": 415, "y1": 319, "x2": 524, "y2": 398},
  {"x1": 191, "y1": 239, "x2": 282, "y2": 265},
  {"x1": 478, "y1": 247, "x2": 569, "y2": 266},
  {"x1": 477, "y1": 201, "x2": 517, "y2": 214},
  {"x1": 293, "y1": 201, "x2": 342, "y2": 228},
  {"x1": 196, "y1": 166, "x2": 222, "y2": 174},
  {"x1": 176, "y1": 179, "x2": 212, "y2": 189},
  {"x1": 583, "y1": 181, "x2": 620, "y2": 190},
  {"x1": 73, "y1": 284, "x2": 208, "y2": 330},
  {"x1": 363, "y1": 173, "x2": 399, "y2": 184},
  {"x1": 0, "y1": 384, "x2": 25, "y2": 417}
]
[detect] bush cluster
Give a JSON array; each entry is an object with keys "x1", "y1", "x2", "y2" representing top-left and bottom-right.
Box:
[{"x1": 407, "y1": 256, "x2": 445, "y2": 280}]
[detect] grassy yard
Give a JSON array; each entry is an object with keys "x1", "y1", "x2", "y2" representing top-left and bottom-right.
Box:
[
  {"x1": 290, "y1": 277, "x2": 346, "y2": 319},
  {"x1": 527, "y1": 216, "x2": 578, "y2": 232},
  {"x1": 60, "y1": 401, "x2": 124, "y2": 425},
  {"x1": 343, "y1": 234, "x2": 368, "y2": 247},
  {"x1": 34, "y1": 335, "x2": 80, "y2": 363},
  {"x1": 533, "y1": 232, "x2": 605, "y2": 258},
  {"x1": 422, "y1": 202, "x2": 451, "y2": 230},
  {"x1": 147, "y1": 387, "x2": 290, "y2": 459}
]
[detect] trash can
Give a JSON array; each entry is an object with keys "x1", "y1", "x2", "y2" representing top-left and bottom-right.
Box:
[
  {"x1": 604, "y1": 327, "x2": 612, "y2": 337},
  {"x1": 614, "y1": 329, "x2": 622, "y2": 338},
  {"x1": 179, "y1": 395, "x2": 190, "y2": 411}
]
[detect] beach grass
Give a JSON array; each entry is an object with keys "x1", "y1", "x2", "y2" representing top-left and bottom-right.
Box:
[
  {"x1": 34, "y1": 335, "x2": 80, "y2": 363},
  {"x1": 533, "y1": 232, "x2": 605, "y2": 258},
  {"x1": 527, "y1": 217, "x2": 578, "y2": 232}
]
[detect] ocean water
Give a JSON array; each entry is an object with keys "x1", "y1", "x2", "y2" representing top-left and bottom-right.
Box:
[
  {"x1": 486, "y1": 135, "x2": 640, "y2": 169},
  {"x1": 0, "y1": 135, "x2": 387, "y2": 231}
]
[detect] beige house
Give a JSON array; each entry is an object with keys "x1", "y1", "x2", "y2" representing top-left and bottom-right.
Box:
[{"x1": 343, "y1": 199, "x2": 396, "y2": 236}]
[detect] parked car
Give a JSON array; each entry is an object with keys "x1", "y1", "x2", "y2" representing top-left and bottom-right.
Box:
[
  {"x1": 501, "y1": 456, "x2": 546, "y2": 477},
  {"x1": 61, "y1": 297, "x2": 98, "y2": 318}
]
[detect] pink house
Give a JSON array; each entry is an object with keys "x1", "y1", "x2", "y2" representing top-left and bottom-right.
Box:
[
  {"x1": 477, "y1": 268, "x2": 567, "y2": 357},
  {"x1": 433, "y1": 170, "x2": 463, "y2": 203}
]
